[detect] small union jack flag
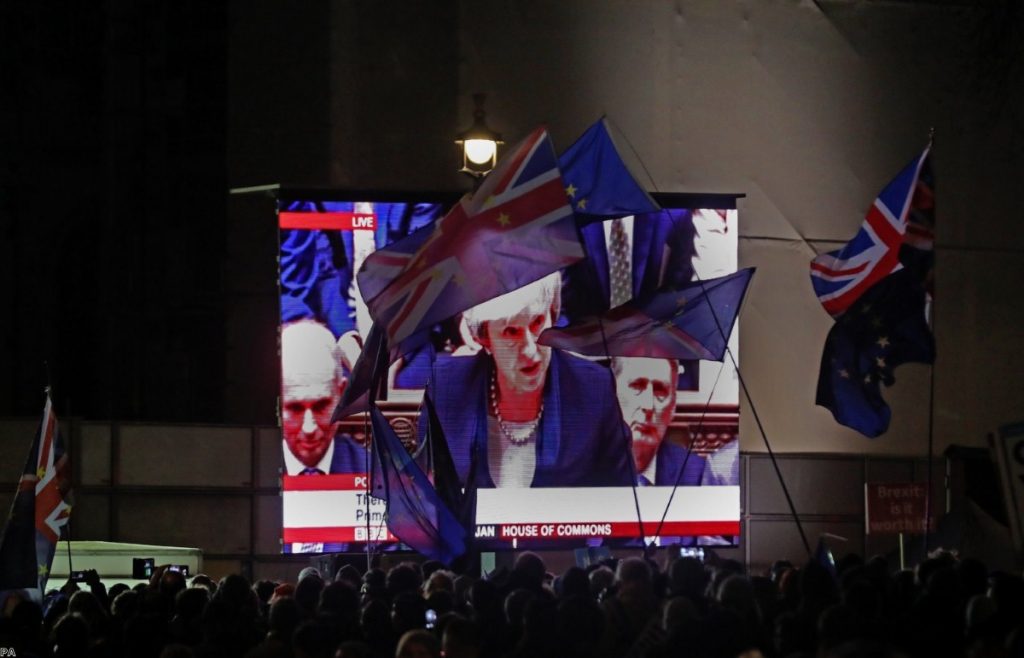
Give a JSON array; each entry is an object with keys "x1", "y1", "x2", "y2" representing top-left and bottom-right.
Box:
[
  {"x1": 810, "y1": 147, "x2": 931, "y2": 318},
  {"x1": 358, "y1": 127, "x2": 583, "y2": 344},
  {"x1": 0, "y1": 392, "x2": 72, "y2": 592}
]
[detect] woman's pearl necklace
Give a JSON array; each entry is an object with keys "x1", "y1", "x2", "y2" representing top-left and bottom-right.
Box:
[{"x1": 489, "y1": 372, "x2": 543, "y2": 446}]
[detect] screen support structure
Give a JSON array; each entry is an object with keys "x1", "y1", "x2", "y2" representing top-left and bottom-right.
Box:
[{"x1": 612, "y1": 129, "x2": 810, "y2": 556}]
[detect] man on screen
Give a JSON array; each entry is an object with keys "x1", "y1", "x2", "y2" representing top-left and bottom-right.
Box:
[
  {"x1": 425, "y1": 273, "x2": 634, "y2": 488},
  {"x1": 280, "y1": 319, "x2": 366, "y2": 475},
  {"x1": 561, "y1": 209, "x2": 696, "y2": 320},
  {"x1": 611, "y1": 357, "x2": 705, "y2": 486}
]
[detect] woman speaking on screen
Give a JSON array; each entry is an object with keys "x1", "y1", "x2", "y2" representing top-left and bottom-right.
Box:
[{"x1": 422, "y1": 272, "x2": 634, "y2": 488}]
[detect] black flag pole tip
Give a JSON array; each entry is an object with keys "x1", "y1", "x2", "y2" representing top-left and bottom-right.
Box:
[{"x1": 43, "y1": 360, "x2": 53, "y2": 398}]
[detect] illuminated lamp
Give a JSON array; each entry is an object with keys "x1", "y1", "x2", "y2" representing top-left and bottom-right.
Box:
[{"x1": 455, "y1": 93, "x2": 503, "y2": 182}]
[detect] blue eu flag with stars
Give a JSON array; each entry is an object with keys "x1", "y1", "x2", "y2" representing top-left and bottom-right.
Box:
[
  {"x1": 816, "y1": 269, "x2": 935, "y2": 437},
  {"x1": 558, "y1": 118, "x2": 659, "y2": 225},
  {"x1": 368, "y1": 406, "x2": 467, "y2": 564},
  {"x1": 540, "y1": 268, "x2": 754, "y2": 361}
]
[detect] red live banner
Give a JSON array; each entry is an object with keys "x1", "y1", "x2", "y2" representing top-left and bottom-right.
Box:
[
  {"x1": 279, "y1": 212, "x2": 377, "y2": 230},
  {"x1": 865, "y1": 482, "x2": 934, "y2": 535}
]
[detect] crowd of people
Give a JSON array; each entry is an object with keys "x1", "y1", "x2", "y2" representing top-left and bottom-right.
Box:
[{"x1": 2, "y1": 548, "x2": 1023, "y2": 658}]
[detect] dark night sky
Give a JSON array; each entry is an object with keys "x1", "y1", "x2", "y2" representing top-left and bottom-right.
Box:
[
  {"x1": 1, "y1": 3, "x2": 233, "y2": 422},
  {"x1": 1, "y1": 2, "x2": 461, "y2": 424}
]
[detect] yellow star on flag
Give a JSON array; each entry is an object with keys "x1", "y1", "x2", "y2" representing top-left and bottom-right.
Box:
[
  {"x1": 839, "y1": 369, "x2": 850, "y2": 379},
  {"x1": 37, "y1": 466, "x2": 46, "y2": 479},
  {"x1": 565, "y1": 183, "x2": 577, "y2": 198},
  {"x1": 576, "y1": 198, "x2": 588, "y2": 211},
  {"x1": 496, "y1": 212, "x2": 511, "y2": 227},
  {"x1": 876, "y1": 336, "x2": 890, "y2": 348},
  {"x1": 875, "y1": 356, "x2": 887, "y2": 368}
]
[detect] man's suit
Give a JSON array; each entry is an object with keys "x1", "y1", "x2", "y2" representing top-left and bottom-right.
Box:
[
  {"x1": 651, "y1": 440, "x2": 706, "y2": 486},
  {"x1": 561, "y1": 209, "x2": 695, "y2": 322},
  {"x1": 423, "y1": 350, "x2": 635, "y2": 488},
  {"x1": 329, "y1": 433, "x2": 368, "y2": 474}
]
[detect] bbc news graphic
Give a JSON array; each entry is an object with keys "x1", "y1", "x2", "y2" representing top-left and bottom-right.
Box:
[{"x1": 278, "y1": 195, "x2": 742, "y2": 552}]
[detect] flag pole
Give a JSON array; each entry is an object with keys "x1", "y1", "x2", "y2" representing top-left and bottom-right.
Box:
[
  {"x1": 689, "y1": 271, "x2": 813, "y2": 557},
  {"x1": 65, "y1": 517, "x2": 74, "y2": 579},
  {"x1": 363, "y1": 343, "x2": 380, "y2": 572},
  {"x1": 363, "y1": 410, "x2": 372, "y2": 573},
  {"x1": 923, "y1": 360, "x2": 936, "y2": 562},
  {"x1": 596, "y1": 319, "x2": 648, "y2": 551},
  {"x1": 605, "y1": 120, "x2": 809, "y2": 555},
  {"x1": 727, "y1": 332, "x2": 812, "y2": 556},
  {"x1": 363, "y1": 329, "x2": 391, "y2": 572},
  {"x1": 651, "y1": 359, "x2": 727, "y2": 539},
  {"x1": 922, "y1": 127, "x2": 937, "y2": 563},
  {"x1": 43, "y1": 363, "x2": 74, "y2": 582}
]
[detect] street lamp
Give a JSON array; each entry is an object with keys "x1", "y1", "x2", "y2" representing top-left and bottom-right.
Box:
[{"x1": 455, "y1": 93, "x2": 503, "y2": 182}]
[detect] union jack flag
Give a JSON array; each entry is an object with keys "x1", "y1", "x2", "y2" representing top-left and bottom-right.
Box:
[
  {"x1": 810, "y1": 147, "x2": 931, "y2": 317},
  {"x1": 0, "y1": 393, "x2": 72, "y2": 592},
  {"x1": 358, "y1": 127, "x2": 583, "y2": 344}
]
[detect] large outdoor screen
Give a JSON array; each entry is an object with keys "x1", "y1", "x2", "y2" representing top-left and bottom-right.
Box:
[{"x1": 277, "y1": 192, "x2": 741, "y2": 553}]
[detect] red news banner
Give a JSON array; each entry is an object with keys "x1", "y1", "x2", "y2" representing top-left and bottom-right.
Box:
[
  {"x1": 282, "y1": 474, "x2": 395, "y2": 543},
  {"x1": 283, "y1": 474, "x2": 741, "y2": 544},
  {"x1": 279, "y1": 212, "x2": 377, "y2": 231},
  {"x1": 488, "y1": 521, "x2": 738, "y2": 540}
]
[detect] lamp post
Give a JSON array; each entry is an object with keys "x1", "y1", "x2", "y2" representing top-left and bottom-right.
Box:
[{"x1": 455, "y1": 93, "x2": 503, "y2": 187}]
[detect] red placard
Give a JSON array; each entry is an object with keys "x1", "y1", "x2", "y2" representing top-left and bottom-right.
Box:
[{"x1": 865, "y1": 482, "x2": 934, "y2": 535}]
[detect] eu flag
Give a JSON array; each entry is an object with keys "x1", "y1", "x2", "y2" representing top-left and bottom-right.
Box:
[
  {"x1": 422, "y1": 392, "x2": 477, "y2": 534},
  {"x1": 558, "y1": 118, "x2": 659, "y2": 225},
  {"x1": 539, "y1": 268, "x2": 754, "y2": 360},
  {"x1": 815, "y1": 269, "x2": 935, "y2": 437},
  {"x1": 331, "y1": 323, "x2": 390, "y2": 422},
  {"x1": 331, "y1": 323, "x2": 438, "y2": 422},
  {"x1": 368, "y1": 406, "x2": 467, "y2": 565}
]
